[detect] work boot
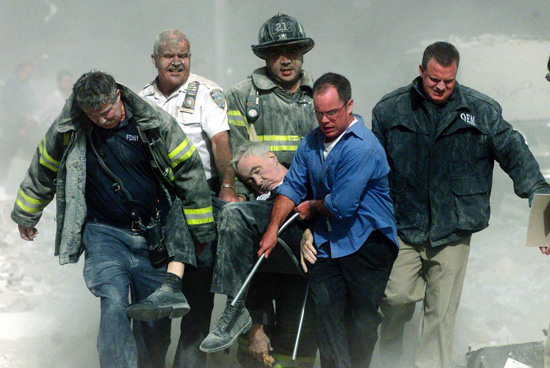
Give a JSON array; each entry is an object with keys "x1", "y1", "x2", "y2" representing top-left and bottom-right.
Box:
[
  {"x1": 126, "y1": 274, "x2": 190, "y2": 321},
  {"x1": 200, "y1": 300, "x2": 252, "y2": 353}
]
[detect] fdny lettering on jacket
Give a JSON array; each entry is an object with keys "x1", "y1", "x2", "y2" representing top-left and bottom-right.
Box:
[{"x1": 126, "y1": 134, "x2": 139, "y2": 142}]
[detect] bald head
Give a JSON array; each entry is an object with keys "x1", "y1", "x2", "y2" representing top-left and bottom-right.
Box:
[{"x1": 153, "y1": 29, "x2": 190, "y2": 56}]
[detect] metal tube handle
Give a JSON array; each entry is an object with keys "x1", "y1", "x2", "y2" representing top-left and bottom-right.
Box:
[{"x1": 231, "y1": 212, "x2": 301, "y2": 307}]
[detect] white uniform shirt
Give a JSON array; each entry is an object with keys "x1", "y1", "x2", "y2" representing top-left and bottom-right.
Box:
[{"x1": 139, "y1": 73, "x2": 229, "y2": 180}]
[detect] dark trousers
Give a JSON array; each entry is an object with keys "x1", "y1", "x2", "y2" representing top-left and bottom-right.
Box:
[
  {"x1": 308, "y1": 231, "x2": 397, "y2": 368},
  {"x1": 237, "y1": 273, "x2": 317, "y2": 368},
  {"x1": 172, "y1": 194, "x2": 223, "y2": 368},
  {"x1": 172, "y1": 262, "x2": 214, "y2": 368},
  {"x1": 210, "y1": 200, "x2": 304, "y2": 297},
  {"x1": 211, "y1": 200, "x2": 317, "y2": 365}
]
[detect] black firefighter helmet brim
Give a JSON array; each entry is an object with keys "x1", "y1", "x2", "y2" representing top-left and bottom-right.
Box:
[{"x1": 251, "y1": 38, "x2": 315, "y2": 59}]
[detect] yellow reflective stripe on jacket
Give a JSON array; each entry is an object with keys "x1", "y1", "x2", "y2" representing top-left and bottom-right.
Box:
[
  {"x1": 228, "y1": 110, "x2": 248, "y2": 128},
  {"x1": 38, "y1": 137, "x2": 60, "y2": 172},
  {"x1": 15, "y1": 189, "x2": 49, "y2": 213},
  {"x1": 168, "y1": 137, "x2": 196, "y2": 168},
  {"x1": 166, "y1": 167, "x2": 175, "y2": 182},
  {"x1": 183, "y1": 206, "x2": 214, "y2": 225},
  {"x1": 257, "y1": 135, "x2": 301, "y2": 152}
]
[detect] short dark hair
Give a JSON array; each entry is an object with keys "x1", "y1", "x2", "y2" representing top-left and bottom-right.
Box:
[
  {"x1": 73, "y1": 71, "x2": 118, "y2": 111},
  {"x1": 547, "y1": 54, "x2": 550, "y2": 72},
  {"x1": 421, "y1": 42, "x2": 460, "y2": 70},
  {"x1": 312, "y1": 72, "x2": 352, "y2": 102}
]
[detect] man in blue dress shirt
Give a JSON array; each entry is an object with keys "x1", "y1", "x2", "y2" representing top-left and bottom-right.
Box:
[{"x1": 259, "y1": 72, "x2": 399, "y2": 368}]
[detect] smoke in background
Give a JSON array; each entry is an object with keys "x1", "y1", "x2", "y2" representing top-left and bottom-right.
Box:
[{"x1": 2, "y1": 1, "x2": 550, "y2": 367}]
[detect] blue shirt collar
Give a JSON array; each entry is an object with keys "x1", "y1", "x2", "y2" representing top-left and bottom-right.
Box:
[{"x1": 316, "y1": 113, "x2": 365, "y2": 144}]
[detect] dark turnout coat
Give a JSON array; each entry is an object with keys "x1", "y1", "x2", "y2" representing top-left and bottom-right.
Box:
[{"x1": 12, "y1": 84, "x2": 216, "y2": 264}]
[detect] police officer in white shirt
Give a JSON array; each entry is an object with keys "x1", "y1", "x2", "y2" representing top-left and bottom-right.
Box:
[
  {"x1": 140, "y1": 29, "x2": 238, "y2": 202},
  {"x1": 136, "y1": 29, "x2": 240, "y2": 368}
]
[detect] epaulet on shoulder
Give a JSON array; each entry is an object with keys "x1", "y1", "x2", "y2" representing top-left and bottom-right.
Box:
[
  {"x1": 191, "y1": 74, "x2": 223, "y2": 91},
  {"x1": 459, "y1": 85, "x2": 501, "y2": 111},
  {"x1": 377, "y1": 84, "x2": 412, "y2": 105},
  {"x1": 140, "y1": 81, "x2": 155, "y2": 95}
]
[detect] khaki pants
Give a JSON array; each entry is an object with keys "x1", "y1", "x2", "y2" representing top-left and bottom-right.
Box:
[{"x1": 379, "y1": 237, "x2": 471, "y2": 368}]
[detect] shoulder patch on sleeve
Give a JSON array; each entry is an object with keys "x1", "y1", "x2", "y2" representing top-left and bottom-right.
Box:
[{"x1": 209, "y1": 89, "x2": 226, "y2": 110}]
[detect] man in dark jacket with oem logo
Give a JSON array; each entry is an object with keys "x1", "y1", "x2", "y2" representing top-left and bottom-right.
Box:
[{"x1": 373, "y1": 42, "x2": 550, "y2": 368}]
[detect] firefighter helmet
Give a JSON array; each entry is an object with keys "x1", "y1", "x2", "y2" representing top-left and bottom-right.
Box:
[{"x1": 252, "y1": 13, "x2": 315, "y2": 59}]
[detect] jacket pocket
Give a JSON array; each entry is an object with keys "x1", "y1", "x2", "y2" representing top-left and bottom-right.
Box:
[
  {"x1": 389, "y1": 171, "x2": 407, "y2": 194},
  {"x1": 452, "y1": 176, "x2": 490, "y2": 231}
]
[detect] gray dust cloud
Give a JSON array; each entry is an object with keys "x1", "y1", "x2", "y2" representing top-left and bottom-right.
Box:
[{"x1": 2, "y1": 1, "x2": 550, "y2": 367}]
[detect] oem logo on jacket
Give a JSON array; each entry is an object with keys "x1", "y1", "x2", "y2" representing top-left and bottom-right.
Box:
[{"x1": 460, "y1": 113, "x2": 476, "y2": 126}]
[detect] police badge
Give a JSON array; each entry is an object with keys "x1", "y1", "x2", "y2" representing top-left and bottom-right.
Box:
[
  {"x1": 180, "y1": 81, "x2": 199, "y2": 114},
  {"x1": 210, "y1": 89, "x2": 226, "y2": 110}
]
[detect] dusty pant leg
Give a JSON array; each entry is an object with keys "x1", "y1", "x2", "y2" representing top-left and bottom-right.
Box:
[
  {"x1": 131, "y1": 258, "x2": 171, "y2": 368},
  {"x1": 172, "y1": 264, "x2": 214, "y2": 368},
  {"x1": 240, "y1": 273, "x2": 316, "y2": 368},
  {"x1": 245, "y1": 220, "x2": 305, "y2": 326},
  {"x1": 83, "y1": 223, "x2": 138, "y2": 368},
  {"x1": 237, "y1": 275, "x2": 317, "y2": 368},
  {"x1": 340, "y1": 232, "x2": 397, "y2": 368},
  {"x1": 173, "y1": 194, "x2": 220, "y2": 368},
  {"x1": 415, "y1": 237, "x2": 470, "y2": 368},
  {"x1": 210, "y1": 201, "x2": 274, "y2": 297},
  {"x1": 245, "y1": 272, "x2": 277, "y2": 326},
  {"x1": 309, "y1": 255, "x2": 351, "y2": 368},
  {"x1": 379, "y1": 238, "x2": 426, "y2": 367},
  {"x1": 237, "y1": 273, "x2": 276, "y2": 368}
]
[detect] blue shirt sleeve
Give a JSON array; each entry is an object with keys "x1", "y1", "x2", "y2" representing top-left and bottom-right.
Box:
[{"x1": 324, "y1": 140, "x2": 378, "y2": 219}]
